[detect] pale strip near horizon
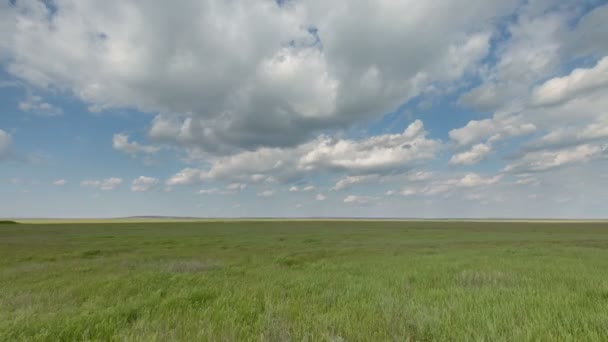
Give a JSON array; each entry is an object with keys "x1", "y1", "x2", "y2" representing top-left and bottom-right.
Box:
[{"x1": 9, "y1": 217, "x2": 608, "y2": 224}]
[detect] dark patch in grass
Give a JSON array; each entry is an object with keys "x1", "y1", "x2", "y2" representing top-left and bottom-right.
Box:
[
  {"x1": 585, "y1": 289, "x2": 608, "y2": 301},
  {"x1": 81, "y1": 249, "x2": 103, "y2": 258},
  {"x1": 188, "y1": 289, "x2": 217, "y2": 306},
  {"x1": 275, "y1": 250, "x2": 332, "y2": 267},
  {"x1": 276, "y1": 255, "x2": 302, "y2": 267},
  {"x1": 0, "y1": 220, "x2": 18, "y2": 224},
  {"x1": 122, "y1": 306, "x2": 140, "y2": 324},
  {"x1": 163, "y1": 289, "x2": 218, "y2": 310}
]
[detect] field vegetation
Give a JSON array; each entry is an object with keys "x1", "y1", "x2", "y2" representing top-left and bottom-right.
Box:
[{"x1": 1, "y1": 220, "x2": 607, "y2": 341}]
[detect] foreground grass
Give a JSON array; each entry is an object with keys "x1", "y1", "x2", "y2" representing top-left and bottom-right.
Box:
[{"x1": 1, "y1": 221, "x2": 607, "y2": 341}]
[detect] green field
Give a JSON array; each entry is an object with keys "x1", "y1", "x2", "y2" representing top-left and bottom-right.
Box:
[{"x1": 1, "y1": 220, "x2": 608, "y2": 341}]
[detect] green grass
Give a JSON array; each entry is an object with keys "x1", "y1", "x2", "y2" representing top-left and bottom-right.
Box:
[{"x1": 1, "y1": 221, "x2": 608, "y2": 341}]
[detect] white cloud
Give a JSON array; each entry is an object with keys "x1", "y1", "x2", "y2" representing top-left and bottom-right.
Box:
[
  {"x1": 53, "y1": 179, "x2": 67, "y2": 186},
  {"x1": 449, "y1": 114, "x2": 536, "y2": 147},
  {"x1": 449, "y1": 143, "x2": 492, "y2": 165},
  {"x1": 505, "y1": 144, "x2": 606, "y2": 173},
  {"x1": 514, "y1": 177, "x2": 539, "y2": 186},
  {"x1": 81, "y1": 177, "x2": 123, "y2": 191},
  {"x1": 457, "y1": 173, "x2": 502, "y2": 187},
  {"x1": 288, "y1": 185, "x2": 315, "y2": 192},
  {"x1": 417, "y1": 173, "x2": 502, "y2": 196},
  {"x1": 299, "y1": 120, "x2": 438, "y2": 173},
  {"x1": 407, "y1": 171, "x2": 433, "y2": 182},
  {"x1": 112, "y1": 133, "x2": 160, "y2": 155},
  {"x1": 452, "y1": 4, "x2": 608, "y2": 176},
  {"x1": 166, "y1": 120, "x2": 439, "y2": 186},
  {"x1": 343, "y1": 195, "x2": 376, "y2": 205},
  {"x1": 332, "y1": 175, "x2": 378, "y2": 191},
  {"x1": 3, "y1": 1, "x2": 608, "y2": 219},
  {"x1": 332, "y1": 170, "x2": 433, "y2": 191},
  {"x1": 532, "y1": 56, "x2": 608, "y2": 106},
  {"x1": 400, "y1": 188, "x2": 417, "y2": 196},
  {"x1": 18, "y1": 94, "x2": 62, "y2": 116},
  {"x1": 0, "y1": 129, "x2": 11, "y2": 160},
  {"x1": 257, "y1": 190, "x2": 274, "y2": 197},
  {"x1": 226, "y1": 183, "x2": 247, "y2": 191},
  {"x1": 315, "y1": 193, "x2": 326, "y2": 201},
  {"x1": 131, "y1": 176, "x2": 159, "y2": 192},
  {"x1": 0, "y1": 0, "x2": 519, "y2": 154},
  {"x1": 166, "y1": 168, "x2": 201, "y2": 185}
]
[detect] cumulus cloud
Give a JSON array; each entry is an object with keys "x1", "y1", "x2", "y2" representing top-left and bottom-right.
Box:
[
  {"x1": 452, "y1": 3, "x2": 608, "y2": 173},
  {"x1": 505, "y1": 144, "x2": 607, "y2": 173},
  {"x1": 332, "y1": 175, "x2": 378, "y2": 191},
  {"x1": 288, "y1": 185, "x2": 315, "y2": 192},
  {"x1": 0, "y1": 0, "x2": 519, "y2": 155},
  {"x1": 166, "y1": 168, "x2": 201, "y2": 186},
  {"x1": 257, "y1": 190, "x2": 274, "y2": 197},
  {"x1": 407, "y1": 171, "x2": 433, "y2": 182},
  {"x1": 3, "y1": 1, "x2": 608, "y2": 218},
  {"x1": 226, "y1": 183, "x2": 247, "y2": 191},
  {"x1": 514, "y1": 177, "x2": 539, "y2": 186},
  {"x1": 398, "y1": 173, "x2": 503, "y2": 197},
  {"x1": 449, "y1": 143, "x2": 492, "y2": 165},
  {"x1": 81, "y1": 177, "x2": 123, "y2": 191},
  {"x1": 332, "y1": 170, "x2": 433, "y2": 191},
  {"x1": 400, "y1": 188, "x2": 417, "y2": 196},
  {"x1": 315, "y1": 193, "x2": 326, "y2": 201},
  {"x1": 299, "y1": 120, "x2": 438, "y2": 173},
  {"x1": 131, "y1": 176, "x2": 159, "y2": 192},
  {"x1": 53, "y1": 179, "x2": 67, "y2": 186},
  {"x1": 532, "y1": 56, "x2": 608, "y2": 107},
  {"x1": 113, "y1": 133, "x2": 160, "y2": 155},
  {"x1": 449, "y1": 114, "x2": 536, "y2": 147},
  {"x1": 18, "y1": 94, "x2": 62, "y2": 116},
  {"x1": 166, "y1": 120, "x2": 439, "y2": 186},
  {"x1": 343, "y1": 195, "x2": 376, "y2": 206}
]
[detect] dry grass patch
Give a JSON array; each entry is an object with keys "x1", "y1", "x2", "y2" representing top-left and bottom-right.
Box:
[{"x1": 457, "y1": 270, "x2": 516, "y2": 288}]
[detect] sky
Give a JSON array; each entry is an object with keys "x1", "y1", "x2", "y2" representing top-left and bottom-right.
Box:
[{"x1": 1, "y1": 0, "x2": 608, "y2": 218}]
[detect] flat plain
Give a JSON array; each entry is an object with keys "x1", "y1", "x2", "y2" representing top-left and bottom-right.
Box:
[{"x1": 1, "y1": 220, "x2": 608, "y2": 341}]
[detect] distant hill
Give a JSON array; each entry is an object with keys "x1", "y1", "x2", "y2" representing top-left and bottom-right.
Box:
[
  {"x1": 123, "y1": 216, "x2": 204, "y2": 220},
  {"x1": 0, "y1": 220, "x2": 18, "y2": 224}
]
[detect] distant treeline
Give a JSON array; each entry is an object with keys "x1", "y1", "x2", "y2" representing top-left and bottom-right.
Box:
[{"x1": 0, "y1": 220, "x2": 18, "y2": 224}]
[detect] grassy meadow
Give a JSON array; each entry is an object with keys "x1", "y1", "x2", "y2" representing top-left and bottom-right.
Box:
[{"x1": 1, "y1": 220, "x2": 608, "y2": 341}]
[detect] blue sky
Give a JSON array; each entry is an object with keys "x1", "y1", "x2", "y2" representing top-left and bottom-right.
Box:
[{"x1": 1, "y1": 0, "x2": 608, "y2": 218}]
